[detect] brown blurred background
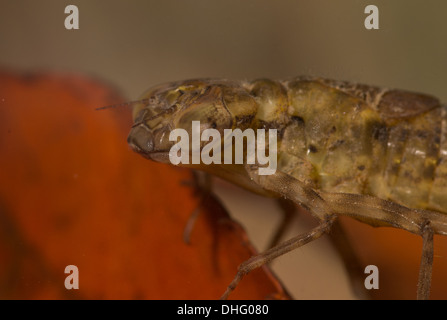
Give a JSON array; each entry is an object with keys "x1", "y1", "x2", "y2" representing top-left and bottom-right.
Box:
[{"x1": 1, "y1": 0, "x2": 446, "y2": 299}]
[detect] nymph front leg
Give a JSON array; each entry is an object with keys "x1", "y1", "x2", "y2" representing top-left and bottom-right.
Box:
[{"x1": 220, "y1": 165, "x2": 337, "y2": 299}]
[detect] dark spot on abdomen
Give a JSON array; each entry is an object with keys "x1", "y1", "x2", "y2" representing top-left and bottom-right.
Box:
[
  {"x1": 291, "y1": 116, "x2": 305, "y2": 126},
  {"x1": 371, "y1": 122, "x2": 388, "y2": 142},
  {"x1": 308, "y1": 144, "x2": 318, "y2": 153}
]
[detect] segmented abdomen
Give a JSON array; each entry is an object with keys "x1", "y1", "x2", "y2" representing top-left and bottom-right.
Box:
[
  {"x1": 372, "y1": 104, "x2": 447, "y2": 213},
  {"x1": 255, "y1": 77, "x2": 447, "y2": 214}
]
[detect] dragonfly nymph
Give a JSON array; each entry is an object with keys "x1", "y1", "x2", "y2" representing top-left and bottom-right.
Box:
[{"x1": 127, "y1": 77, "x2": 447, "y2": 300}]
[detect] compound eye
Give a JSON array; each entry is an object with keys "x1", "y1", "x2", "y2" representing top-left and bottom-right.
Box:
[{"x1": 127, "y1": 124, "x2": 154, "y2": 154}]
